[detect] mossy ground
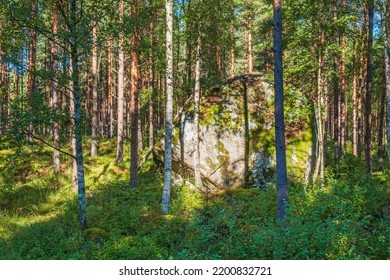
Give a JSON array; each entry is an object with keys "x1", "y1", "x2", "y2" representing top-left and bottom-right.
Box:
[{"x1": 0, "y1": 139, "x2": 389, "y2": 259}]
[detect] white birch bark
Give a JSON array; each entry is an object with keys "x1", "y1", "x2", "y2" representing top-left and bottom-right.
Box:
[
  {"x1": 194, "y1": 30, "x2": 202, "y2": 190},
  {"x1": 162, "y1": 0, "x2": 174, "y2": 214}
]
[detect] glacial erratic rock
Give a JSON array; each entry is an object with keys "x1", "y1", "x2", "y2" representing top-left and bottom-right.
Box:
[{"x1": 154, "y1": 74, "x2": 313, "y2": 189}]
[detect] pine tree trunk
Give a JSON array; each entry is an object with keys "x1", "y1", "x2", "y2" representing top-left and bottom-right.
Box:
[
  {"x1": 149, "y1": 3, "x2": 155, "y2": 151},
  {"x1": 68, "y1": 45, "x2": 78, "y2": 193},
  {"x1": 138, "y1": 100, "x2": 143, "y2": 153},
  {"x1": 365, "y1": 1, "x2": 373, "y2": 173},
  {"x1": 85, "y1": 54, "x2": 90, "y2": 129},
  {"x1": 91, "y1": 20, "x2": 98, "y2": 156},
  {"x1": 108, "y1": 39, "x2": 114, "y2": 139},
  {"x1": 162, "y1": 0, "x2": 174, "y2": 214},
  {"x1": 358, "y1": 6, "x2": 368, "y2": 158},
  {"x1": 247, "y1": 1, "x2": 253, "y2": 74},
  {"x1": 130, "y1": 0, "x2": 140, "y2": 188},
  {"x1": 382, "y1": 3, "x2": 390, "y2": 162},
  {"x1": 51, "y1": 5, "x2": 60, "y2": 173},
  {"x1": 116, "y1": 0, "x2": 125, "y2": 163},
  {"x1": 230, "y1": 12, "x2": 235, "y2": 78},
  {"x1": 333, "y1": 0, "x2": 340, "y2": 165},
  {"x1": 378, "y1": 68, "x2": 386, "y2": 168},
  {"x1": 352, "y1": 36, "x2": 358, "y2": 157},
  {"x1": 0, "y1": 23, "x2": 6, "y2": 132},
  {"x1": 27, "y1": 2, "x2": 37, "y2": 141},
  {"x1": 273, "y1": 0, "x2": 288, "y2": 222},
  {"x1": 339, "y1": 0, "x2": 346, "y2": 159}
]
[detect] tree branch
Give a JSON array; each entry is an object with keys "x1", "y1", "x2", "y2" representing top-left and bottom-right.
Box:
[{"x1": 25, "y1": 130, "x2": 76, "y2": 160}]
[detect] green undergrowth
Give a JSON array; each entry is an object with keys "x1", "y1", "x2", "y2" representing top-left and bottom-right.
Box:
[{"x1": 0, "y1": 139, "x2": 389, "y2": 259}]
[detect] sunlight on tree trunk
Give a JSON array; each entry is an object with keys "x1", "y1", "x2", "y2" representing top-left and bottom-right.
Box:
[
  {"x1": 194, "y1": 29, "x2": 202, "y2": 190},
  {"x1": 91, "y1": 19, "x2": 98, "y2": 157},
  {"x1": 116, "y1": 0, "x2": 125, "y2": 164},
  {"x1": 50, "y1": 4, "x2": 60, "y2": 173},
  {"x1": 162, "y1": 0, "x2": 174, "y2": 214}
]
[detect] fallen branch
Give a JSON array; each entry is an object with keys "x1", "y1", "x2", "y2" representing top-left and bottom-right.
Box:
[{"x1": 25, "y1": 130, "x2": 76, "y2": 160}]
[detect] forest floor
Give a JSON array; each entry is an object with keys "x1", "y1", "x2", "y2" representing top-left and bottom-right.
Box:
[{"x1": 0, "y1": 138, "x2": 389, "y2": 260}]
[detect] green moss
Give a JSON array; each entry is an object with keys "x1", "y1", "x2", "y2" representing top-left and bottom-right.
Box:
[
  {"x1": 206, "y1": 157, "x2": 217, "y2": 170},
  {"x1": 199, "y1": 104, "x2": 217, "y2": 126},
  {"x1": 250, "y1": 127, "x2": 275, "y2": 156},
  {"x1": 84, "y1": 227, "x2": 109, "y2": 240},
  {"x1": 286, "y1": 129, "x2": 312, "y2": 179},
  {"x1": 172, "y1": 127, "x2": 180, "y2": 147},
  {"x1": 215, "y1": 141, "x2": 230, "y2": 173},
  {"x1": 152, "y1": 214, "x2": 176, "y2": 223}
]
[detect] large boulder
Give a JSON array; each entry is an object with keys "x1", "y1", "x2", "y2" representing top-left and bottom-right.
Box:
[{"x1": 154, "y1": 74, "x2": 313, "y2": 189}]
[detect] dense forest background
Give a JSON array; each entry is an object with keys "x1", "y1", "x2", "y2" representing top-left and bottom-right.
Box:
[{"x1": 0, "y1": 0, "x2": 389, "y2": 260}]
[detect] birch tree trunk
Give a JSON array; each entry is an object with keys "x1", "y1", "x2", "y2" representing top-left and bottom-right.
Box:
[
  {"x1": 70, "y1": 0, "x2": 87, "y2": 231},
  {"x1": 313, "y1": 39, "x2": 325, "y2": 185},
  {"x1": 194, "y1": 30, "x2": 202, "y2": 190},
  {"x1": 162, "y1": 0, "x2": 173, "y2": 214}
]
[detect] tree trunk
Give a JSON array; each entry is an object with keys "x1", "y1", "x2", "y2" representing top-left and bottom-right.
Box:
[
  {"x1": 107, "y1": 39, "x2": 114, "y2": 139},
  {"x1": 116, "y1": 0, "x2": 125, "y2": 163},
  {"x1": 67, "y1": 44, "x2": 78, "y2": 193},
  {"x1": 130, "y1": 0, "x2": 140, "y2": 188},
  {"x1": 313, "y1": 33, "x2": 325, "y2": 185},
  {"x1": 85, "y1": 54, "x2": 90, "y2": 130},
  {"x1": 352, "y1": 36, "x2": 358, "y2": 156},
  {"x1": 51, "y1": 4, "x2": 60, "y2": 173},
  {"x1": 194, "y1": 30, "x2": 202, "y2": 190},
  {"x1": 91, "y1": 19, "x2": 98, "y2": 156},
  {"x1": 365, "y1": 1, "x2": 373, "y2": 173},
  {"x1": 138, "y1": 99, "x2": 143, "y2": 153},
  {"x1": 333, "y1": 0, "x2": 340, "y2": 165},
  {"x1": 273, "y1": 0, "x2": 288, "y2": 223},
  {"x1": 70, "y1": 0, "x2": 87, "y2": 231},
  {"x1": 358, "y1": 6, "x2": 368, "y2": 158},
  {"x1": 247, "y1": 1, "x2": 253, "y2": 74},
  {"x1": 27, "y1": 2, "x2": 37, "y2": 141},
  {"x1": 378, "y1": 68, "x2": 386, "y2": 168},
  {"x1": 382, "y1": 3, "x2": 390, "y2": 161},
  {"x1": 339, "y1": 0, "x2": 346, "y2": 159},
  {"x1": 0, "y1": 22, "x2": 6, "y2": 132},
  {"x1": 149, "y1": 2, "x2": 155, "y2": 152},
  {"x1": 162, "y1": 0, "x2": 174, "y2": 214},
  {"x1": 230, "y1": 12, "x2": 235, "y2": 78}
]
